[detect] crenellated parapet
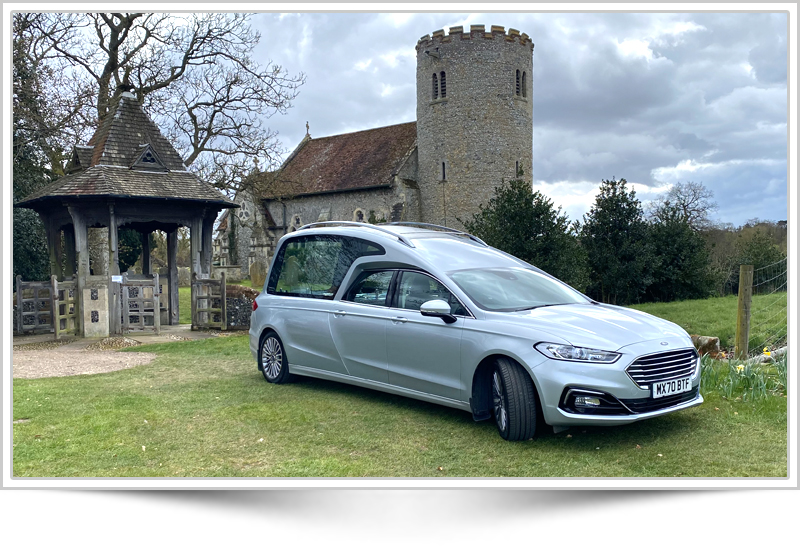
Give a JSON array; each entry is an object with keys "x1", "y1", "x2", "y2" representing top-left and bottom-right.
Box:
[{"x1": 416, "y1": 24, "x2": 533, "y2": 51}]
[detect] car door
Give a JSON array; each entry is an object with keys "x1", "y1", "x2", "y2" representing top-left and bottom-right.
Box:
[
  {"x1": 385, "y1": 270, "x2": 467, "y2": 400},
  {"x1": 328, "y1": 270, "x2": 397, "y2": 383}
]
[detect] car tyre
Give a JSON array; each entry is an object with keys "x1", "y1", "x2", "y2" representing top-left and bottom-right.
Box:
[
  {"x1": 259, "y1": 331, "x2": 292, "y2": 384},
  {"x1": 492, "y1": 358, "x2": 537, "y2": 441}
]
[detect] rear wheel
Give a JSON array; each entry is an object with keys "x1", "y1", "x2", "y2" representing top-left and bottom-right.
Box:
[
  {"x1": 492, "y1": 358, "x2": 537, "y2": 441},
  {"x1": 259, "y1": 331, "x2": 291, "y2": 384}
]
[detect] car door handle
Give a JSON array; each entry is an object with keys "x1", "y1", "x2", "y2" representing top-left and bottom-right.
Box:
[
  {"x1": 333, "y1": 310, "x2": 347, "y2": 318},
  {"x1": 391, "y1": 316, "x2": 408, "y2": 323}
]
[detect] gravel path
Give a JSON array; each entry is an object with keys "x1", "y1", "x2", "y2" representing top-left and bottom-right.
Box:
[{"x1": 12, "y1": 337, "x2": 157, "y2": 379}]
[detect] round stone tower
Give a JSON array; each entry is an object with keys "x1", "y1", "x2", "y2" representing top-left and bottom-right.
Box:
[{"x1": 415, "y1": 24, "x2": 534, "y2": 228}]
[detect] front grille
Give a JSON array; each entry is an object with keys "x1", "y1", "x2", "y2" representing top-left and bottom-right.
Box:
[
  {"x1": 626, "y1": 348, "x2": 698, "y2": 388},
  {"x1": 620, "y1": 386, "x2": 700, "y2": 414}
]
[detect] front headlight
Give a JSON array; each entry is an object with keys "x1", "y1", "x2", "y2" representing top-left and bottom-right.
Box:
[{"x1": 535, "y1": 342, "x2": 621, "y2": 363}]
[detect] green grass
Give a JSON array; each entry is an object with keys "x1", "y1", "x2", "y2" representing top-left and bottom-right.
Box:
[
  {"x1": 629, "y1": 292, "x2": 787, "y2": 351},
  {"x1": 12, "y1": 335, "x2": 787, "y2": 478}
]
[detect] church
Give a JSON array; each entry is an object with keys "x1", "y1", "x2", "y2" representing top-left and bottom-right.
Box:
[{"x1": 214, "y1": 24, "x2": 534, "y2": 281}]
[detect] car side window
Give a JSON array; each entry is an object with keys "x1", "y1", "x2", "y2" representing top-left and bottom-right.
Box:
[
  {"x1": 267, "y1": 235, "x2": 384, "y2": 299},
  {"x1": 344, "y1": 271, "x2": 394, "y2": 306},
  {"x1": 395, "y1": 271, "x2": 468, "y2": 316}
]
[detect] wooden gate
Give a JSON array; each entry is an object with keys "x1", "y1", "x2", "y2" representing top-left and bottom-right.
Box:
[
  {"x1": 191, "y1": 272, "x2": 226, "y2": 330},
  {"x1": 15, "y1": 275, "x2": 54, "y2": 335},
  {"x1": 53, "y1": 277, "x2": 79, "y2": 339},
  {"x1": 121, "y1": 273, "x2": 161, "y2": 334}
]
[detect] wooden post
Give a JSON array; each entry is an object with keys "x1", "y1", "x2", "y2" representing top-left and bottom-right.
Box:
[
  {"x1": 44, "y1": 216, "x2": 63, "y2": 280},
  {"x1": 153, "y1": 273, "x2": 161, "y2": 335},
  {"x1": 201, "y1": 213, "x2": 215, "y2": 278},
  {"x1": 220, "y1": 271, "x2": 227, "y2": 331},
  {"x1": 121, "y1": 272, "x2": 129, "y2": 333},
  {"x1": 108, "y1": 205, "x2": 120, "y2": 334},
  {"x1": 15, "y1": 275, "x2": 23, "y2": 334},
  {"x1": 190, "y1": 217, "x2": 202, "y2": 280},
  {"x1": 735, "y1": 264, "x2": 754, "y2": 360},
  {"x1": 63, "y1": 225, "x2": 76, "y2": 278},
  {"x1": 141, "y1": 231, "x2": 151, "y2": 275},
  {"x1": 51, "y1": 275, "x2": 59, "y2": 340},
  {"x1": 167, "y1": 229, "x2": 179, "y2": 325},
  {"x1": 68, "y1": 206, "x2": 88, "y2": 337},
  {"x1": 190, "y1": 272, "x2": 197, "y2": 330}
]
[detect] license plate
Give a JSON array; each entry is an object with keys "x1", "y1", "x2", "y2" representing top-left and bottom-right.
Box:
[{"x1": 652, "y1": 377, "x2": 693, "y2": 398}]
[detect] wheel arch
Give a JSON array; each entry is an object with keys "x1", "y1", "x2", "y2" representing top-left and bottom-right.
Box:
[{"x1": 469, "y1": 354, "x2": 544, "y2": 425}]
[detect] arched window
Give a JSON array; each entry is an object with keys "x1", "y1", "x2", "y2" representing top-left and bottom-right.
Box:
[
  {"x1": 515, "y1": 70, "x2": 521, "y2": 96},
  {"x1": 522, "y1": 72, "x2": 527, "y2": 98},
  {"x1": 440, "y1": 71, "x2": 446, "y2": 98},
  {"x1": 442, "y1": 161, "x2": 447, "y2": 181},
  {"x1": 432, "y1": 73, "x2": 439, "y2": 99}
]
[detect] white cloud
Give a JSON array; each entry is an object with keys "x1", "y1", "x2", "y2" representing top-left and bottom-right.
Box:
[{"x1": 617, "y1": 38, "x2": 654, "y2": 60}]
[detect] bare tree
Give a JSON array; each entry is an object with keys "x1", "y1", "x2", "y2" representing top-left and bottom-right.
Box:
[
  {"x1": 648, "y1": 181, "x2": 718, "y2": 230},
  {"x1": 13, "y1": 13, "x2": 96, "y2": 175},
  {"x1": 22, "y1": 12, "x2": 305, "y2": 192}
]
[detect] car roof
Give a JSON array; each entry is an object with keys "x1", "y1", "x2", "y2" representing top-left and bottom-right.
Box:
[{"x1": 289, "y1": 222, "x2": 528, "y2": 272}]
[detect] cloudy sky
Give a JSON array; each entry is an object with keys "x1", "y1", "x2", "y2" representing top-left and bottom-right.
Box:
[{"x1": 247, "y1": 9, "x2": 788, "y2": 226}]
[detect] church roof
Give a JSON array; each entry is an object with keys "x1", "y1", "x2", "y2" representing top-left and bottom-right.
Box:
[
  {"x1": 16, "y1": 91, "x2": 237, "y2": 209},
  {"x1": 253, "y1": 122, "x2": 417, "y2": 199}
]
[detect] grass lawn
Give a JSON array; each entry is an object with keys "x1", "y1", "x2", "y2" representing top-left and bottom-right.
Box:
[
  {"x1": 12, "y1": 335, "x2": 787, "y2": 478},
  {"x1": 630, "y1": 292, "x2": 787, "y2": 351}
]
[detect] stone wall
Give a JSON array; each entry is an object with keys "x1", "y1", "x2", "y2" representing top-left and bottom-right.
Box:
[{"x1": 415, "y1": 25, "x2": 534, "y2": 229}]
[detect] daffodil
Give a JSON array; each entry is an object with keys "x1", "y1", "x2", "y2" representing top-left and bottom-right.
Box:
[
  {"x1": 736, "y1": 365, "x2": 745, "y2": 373},
  {"x1": 763, "y1": 347, "x2": 771, "y2": 357}
]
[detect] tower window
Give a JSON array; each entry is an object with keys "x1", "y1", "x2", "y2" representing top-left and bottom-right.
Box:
[
  {"x1": 515, "y1": 69, "x2": 521, "y2": 96},
  {"x1": 432, "y1": 73, "x2": 439, "y2": 99},
  {"x1": 440, "y1": 71, "x2": 446, "y2": 98},
  {"x1": 522, "y1": 72, "x2": 527, "y2": 98},
  {"x1": 441, "y1": 162, "x2": 446, "y2": 181},
  {"x1": 516, "y1": 161, "x2": 520, "y2": 177}
]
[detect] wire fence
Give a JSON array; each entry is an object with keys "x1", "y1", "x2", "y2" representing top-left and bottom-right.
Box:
[{"x1": 747, "y1": 257, "x2": 788, "y2": 355}]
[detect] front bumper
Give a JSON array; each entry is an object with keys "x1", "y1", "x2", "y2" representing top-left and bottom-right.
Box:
[{"x1": 530, "y1": 337, "x2": 702, "y2": 427}]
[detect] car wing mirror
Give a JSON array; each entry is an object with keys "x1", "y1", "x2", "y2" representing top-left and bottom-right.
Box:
[{"x1": 420, "y1": 299, "x2": 457, "y2": 324}]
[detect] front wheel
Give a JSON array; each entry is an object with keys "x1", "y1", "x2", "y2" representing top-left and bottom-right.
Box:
[
  {"x1": 492, "y1": 358, "x2": 537, "y2": 441},
  {"x1": 259, "y1": 331, "x2": 292, "y2": 384}
]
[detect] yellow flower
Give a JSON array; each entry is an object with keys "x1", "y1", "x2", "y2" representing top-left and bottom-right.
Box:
[
  {"x1": 736, "y1": 365, "x2": 745, "y2": 373},
  {"x1": 763, "y1": 346, "x2": 771, "y2": 356}
]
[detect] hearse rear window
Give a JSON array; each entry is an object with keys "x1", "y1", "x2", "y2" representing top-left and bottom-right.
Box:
[{"x1": 267, "y1": 235, "x2": 385, "y2": 299}]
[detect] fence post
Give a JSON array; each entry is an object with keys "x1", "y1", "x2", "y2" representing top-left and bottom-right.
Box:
[
  {"x1": 15, "y1": 275, "x2": 23, "y2": 335},
  {"x1": 191, "y1": 272, "x2": 197, "y2": 331},
  {"x1": 734, "y1": 264, "x2": 754, "y2": 360},
  {"x1": 220, "y1": 271, "x2": 227, "y2": 331},
  {"x1": 51, "y1": 275, "x2": 59, "y2": 340}
]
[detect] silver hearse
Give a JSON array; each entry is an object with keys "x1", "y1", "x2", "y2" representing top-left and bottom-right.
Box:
[{"x1": 249, "y1": 222, "x2": 702, "y2": 440}]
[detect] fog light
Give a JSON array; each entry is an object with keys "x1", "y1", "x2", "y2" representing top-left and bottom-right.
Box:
[{"x1": 575, "y1": 396, "x2": 601, "y2": 407}]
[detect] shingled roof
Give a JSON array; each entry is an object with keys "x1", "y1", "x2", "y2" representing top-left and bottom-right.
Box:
[
  {"x1": 16, "y1": 91, "x2": 237, "y2": 209},
  {"x1": 253, "y1": 122, "x2": 417, "y2": 199}
]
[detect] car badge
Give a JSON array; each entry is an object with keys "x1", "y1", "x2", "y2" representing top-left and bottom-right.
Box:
[{"x1": 660, "y1": 342, "x2": 669, "y2": 346}]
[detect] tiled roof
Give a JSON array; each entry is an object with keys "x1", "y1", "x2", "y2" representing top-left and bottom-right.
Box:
[
  {"x1": 16, "y1": 91, "x2": 236, "y2": 209},
  {"x1": 86, "y1": 94, "x2": 187, "y2": 171},
  {"x1": 16, "y1": 166, "x2": 238, "y2": 208},
  {"x1": 254, "y1": 122, "x2": 417, "y2": 199}
]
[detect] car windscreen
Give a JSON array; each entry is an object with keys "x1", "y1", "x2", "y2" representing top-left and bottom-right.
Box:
[{"x1": 448, "y1": 267, "x2": 590, "y2": 312}]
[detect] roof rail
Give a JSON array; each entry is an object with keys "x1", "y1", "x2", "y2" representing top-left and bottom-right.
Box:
[
  {"x1": 296, "y1": 221, "x2": 415, "y2": 248},
  {"x1": 379, "y1": 222, "x2": 488, "y2": 247}
]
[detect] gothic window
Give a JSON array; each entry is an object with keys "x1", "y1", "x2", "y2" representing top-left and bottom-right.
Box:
[
  {"x1": 440, "y1": 71, "x2": 446, "y2": 98},
  {"x1": 432, "y1": 73, "x2": 439, "y2": 99},
  {"x1": 522, "y1": 72, "x2": 527, "y2": 98},
  {"x1": 441, "y1": 162, "x2": 447, "y2": 181},
  {"x1": 354, "y1": 209, "x2": 365, "y2": 223},
  {"x1": 515, "y1": 69, "x2": 521, "y2": 96},
  {"x1": 142, "y1": 150, "x2": 157, "y2": 163}
]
